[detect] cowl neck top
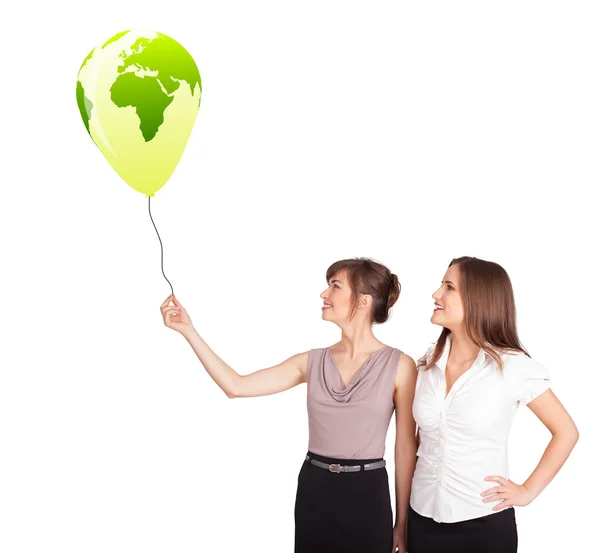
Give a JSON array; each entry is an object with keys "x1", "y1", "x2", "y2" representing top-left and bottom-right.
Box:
[{"x1": 306, "y1": 345, "x2": 402, "y2": 459}]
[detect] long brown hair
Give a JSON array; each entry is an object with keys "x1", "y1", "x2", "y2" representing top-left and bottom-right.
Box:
[
  {"x1": 419, "y1": 256, "x2": 529, "y2": 370},
  {"x1": 326, "y1": 257, "x2": 400, "y2": 324}
]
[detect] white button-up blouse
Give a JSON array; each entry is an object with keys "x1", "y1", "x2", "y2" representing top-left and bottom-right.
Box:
[{"x1": 410, "y1": 335, "x2": 552, "y2": 523}]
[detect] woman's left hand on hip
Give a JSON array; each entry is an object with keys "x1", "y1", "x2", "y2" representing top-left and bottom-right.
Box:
[{"x1": 481, "y1": 475, "x2": 535, "y2": 511}]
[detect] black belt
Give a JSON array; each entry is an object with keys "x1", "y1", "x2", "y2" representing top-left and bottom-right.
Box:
[{"x1": 305, "y1": 453, "x2": 386, "y2": 473}]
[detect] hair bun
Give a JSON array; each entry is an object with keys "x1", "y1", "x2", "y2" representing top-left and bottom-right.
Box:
[{"x1": 386, "y1": 273, "x2": 401, "y2": 311}]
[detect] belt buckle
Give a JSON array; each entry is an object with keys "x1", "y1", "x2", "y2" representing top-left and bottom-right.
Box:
[{"x1": 329, "y1": 463, "x2": 342, "y2": 473}]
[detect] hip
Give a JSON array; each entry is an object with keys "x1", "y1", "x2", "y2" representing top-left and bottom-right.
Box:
[
  {"x1": 407, "y1": 504, "x2": 517, "y2": 553},
  {"x1": 295, "y1": 451, "x2": 393, "y2": 552}
]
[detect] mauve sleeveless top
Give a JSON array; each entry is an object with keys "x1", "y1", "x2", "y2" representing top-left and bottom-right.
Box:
[{"x1": 306, "y1": 345, "x2": 402, "y2": 460}]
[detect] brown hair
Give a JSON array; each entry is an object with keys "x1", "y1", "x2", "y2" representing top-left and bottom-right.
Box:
[
  {"x1": 325, "y1": 257, "x2": 400, "y2": 324},
  {"x1": 419, "y1": 256, "x2": 529, "y2": 370}
]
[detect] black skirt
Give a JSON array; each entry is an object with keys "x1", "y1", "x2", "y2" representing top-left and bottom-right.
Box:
[
  {"x1": 407, "y1": 504, "x2": 518, "y2": 553},
  {"x1": 294, "y1": 450, "x2": 393, "y2": 553}
]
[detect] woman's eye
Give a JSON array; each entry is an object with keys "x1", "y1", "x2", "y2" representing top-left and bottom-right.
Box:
[
  {"x1": 334, "y1": 284, "x2": 340, "y2": 289},
  {"x1": 446, "y1": 285, "x2": 454, "y2": 290}
]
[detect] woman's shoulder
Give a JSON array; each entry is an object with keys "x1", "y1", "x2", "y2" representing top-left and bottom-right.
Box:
[
  {"x1": 498, "y1": 349, "x2": 537, "y2": 367},
  {"x1": 397, "y1": 350, "x2": 417, "y2": 373},
  {"x1": 392, "y1": 349, "x2": 417, "y2": 390},
  {"x1": 496, "y1": 350, "x2": 552, "y2": 403},
  {"x1": 497, "y1": 350, "x2": 550, "y2": 379},
  {"x1": 309, "y1": 345, "x2": 327, "y2": 352}
]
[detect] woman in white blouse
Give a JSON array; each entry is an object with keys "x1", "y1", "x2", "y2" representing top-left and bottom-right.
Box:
[{"x1": 407, "y1": 256, "x2": 579, "y2": 553}]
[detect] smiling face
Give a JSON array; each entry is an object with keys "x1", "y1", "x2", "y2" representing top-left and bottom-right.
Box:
[
  {"x1": 320, "y1": 270, "x2": 357, "y2": 324},
  {"x1": 431, "y1": 263, "x2": 465, "y2": 331}
]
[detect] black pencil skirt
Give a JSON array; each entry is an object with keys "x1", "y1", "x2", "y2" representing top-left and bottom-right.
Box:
[
  {"x1": 294, "y1": 450, "x2": 394, "y2": 553},
  {"x1": 407, "y1": 504, "x2": 518, "y2": 553}
]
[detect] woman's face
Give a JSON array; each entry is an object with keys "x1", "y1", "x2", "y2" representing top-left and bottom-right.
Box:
[
  {"x1": 431, "y1": 264, "x2": 465, "y2": 330},
  {"x1": 320, "y1": 271, "x2": 354, "y2": 323}
]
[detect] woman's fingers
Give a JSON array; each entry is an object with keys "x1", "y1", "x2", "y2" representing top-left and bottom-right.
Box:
[
  {"x1": 484, "y1": 475, "x2": 510, "y2": 485},
  {"x1": 160, "y1": 295, "x2": 174, "y2": 309},
  {"x1": 492, "y1": 500, "x2": 512, "y2": 511},
  {"x1": 160, "y1": 298, "x2": 182, "y2": 315},
  {"x1": 481, "y1": 486, "x2": 503, "y2": 497},
  {"x1": 160, "y1": 296, "x2": 191, "y2": 331},
  {"x1": 163, "y1": 308, "x2": 181, "y2": 324},
  {"x1": 161, "y1": 301, "x2": 177, "y2": 313},
  {"x1": 483, "y1": 492, "x2": 508, "y2": 503},
  {"x1": 160, "y1": 295, "x2": 185, "y2": 314}
]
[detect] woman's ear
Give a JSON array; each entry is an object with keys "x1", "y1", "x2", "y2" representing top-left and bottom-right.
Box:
[{"x1": 358, "y1": 294, "x2": 372, "y2": 310}]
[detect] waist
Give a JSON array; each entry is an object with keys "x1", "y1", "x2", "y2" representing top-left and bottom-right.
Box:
[
  {"x1": 411, "y1": 467, "x2": 511, "y2": 523},
  {"x1": 306, "y1": 450, "x2": 384, "y2": 465}
]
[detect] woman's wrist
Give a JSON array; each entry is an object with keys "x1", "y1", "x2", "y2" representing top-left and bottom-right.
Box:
[
  {"x1": 181, "y1": 325, "x2": 198, "y2": 341},
  {"x1": 394, "y1": 517, "x2": 407, "y2": 529}
]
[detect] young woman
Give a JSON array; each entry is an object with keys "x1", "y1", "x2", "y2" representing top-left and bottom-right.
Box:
[
  {"x1": 160, "y1": 257, "x2": 417, "y2": 553},
  {"x1": 408, "y1": 256, "x2": 579, "y2": 553}
]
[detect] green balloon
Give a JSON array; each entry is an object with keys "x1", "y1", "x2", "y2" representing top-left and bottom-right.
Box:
[{"x1": 76, "y1": 30, "x2": 202, "y2": 196}]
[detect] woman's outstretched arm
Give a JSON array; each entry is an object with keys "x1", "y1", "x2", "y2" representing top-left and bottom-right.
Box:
[{"x1": 161, "y1": 295, "x2": 308, "y2": 398}]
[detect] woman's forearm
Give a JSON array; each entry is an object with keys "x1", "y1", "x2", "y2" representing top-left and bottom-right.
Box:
[
  {"x1": 181, "y1": 327, "x2": 240, "y2": 398},
  {"x1": 523, "y1": 428, "x2": 579, "y2": 500},
  {"x1": 394, "y1": 441, "x2": 417, "y2": 528}
]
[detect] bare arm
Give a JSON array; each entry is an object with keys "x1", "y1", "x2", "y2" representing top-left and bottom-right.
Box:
[
  {"x1": 182, "y1": 327, "x2": 308, "y2": 398},
  {"x1": 482, "y1": 389, "x2": 579, "y2": 510},
  {"x1": 392, "y1": 353, "x2": 418, "y2": 545},
  {"x1": 521, "y1": 390, "x2": 579, "y2": 498},
  {"x1": 160, "y1": 295, "x2": 308, "y2": 398}
]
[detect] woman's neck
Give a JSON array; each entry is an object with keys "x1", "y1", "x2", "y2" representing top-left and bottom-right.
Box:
[
  {"x1": 336, "y1": 322, "x2": 383, "y2": 358},
  {"x1": 448, "y1": 329, "x2": 480, "y2": 364}
]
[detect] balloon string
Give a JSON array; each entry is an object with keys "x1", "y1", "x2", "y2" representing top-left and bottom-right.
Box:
[{"x1": 148, "y1": 195, "x2": 174, "y2": 297}]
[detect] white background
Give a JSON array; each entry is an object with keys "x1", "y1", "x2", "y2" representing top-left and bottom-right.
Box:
[{"x1": 1, "y1": 1, "x2": 597, "y2": 551}]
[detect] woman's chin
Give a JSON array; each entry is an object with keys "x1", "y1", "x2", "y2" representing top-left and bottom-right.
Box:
[
  {"x1": 431, "y1": 313, "x2": 443, "y2": 326},
  {"x1": 321, "y1": 312, "x2": 337, "y2": 324}
]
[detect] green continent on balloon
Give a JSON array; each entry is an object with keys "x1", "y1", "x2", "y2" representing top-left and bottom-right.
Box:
[
  {"x1": 119, "y1": 34, "x2": 202, "y2": 98},
  {"x1": 102, "y1": 30, "x2": 130, "y2": 49},
  {"x1": 76, "y1": 80, "x2": 93, "y2": 135},
  {"x1": 110, "y1": 72, "x2": 175, "y2": 141},
  {"x1": 79, "y1": 48, "x2": 95, "y2": 71}
]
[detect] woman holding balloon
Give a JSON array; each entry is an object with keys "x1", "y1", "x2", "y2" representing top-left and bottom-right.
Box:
[{"x1": 161, "y1": 257, "x2": 418, "y2": 553}]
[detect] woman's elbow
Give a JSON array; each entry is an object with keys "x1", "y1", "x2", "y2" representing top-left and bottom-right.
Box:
[
  {"x1": 570, "y1": 424, "x2": 580, "y2": 447},
  {"x1": 226, "y1": 384, "x2": 240, "y2": 398},
  {"x1": 396, "y1": 437, "x2": 418, "y2": 454},
  {"x1": 226, "y1": 375, "x2": 243, "y2": 398},
  {"x1": 555, "y1": 421, "x2": 579, "y2": 448}
]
